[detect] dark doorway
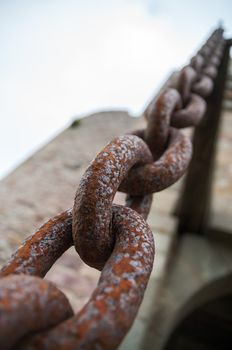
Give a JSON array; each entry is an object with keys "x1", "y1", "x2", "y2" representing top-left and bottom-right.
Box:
[{"x1": 164, "y1": 296, "x2": 232, "y2": 350}]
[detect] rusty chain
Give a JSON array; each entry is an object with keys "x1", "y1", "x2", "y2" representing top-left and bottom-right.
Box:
[{"x1": 0, "y1": 28, "x2": 225, "y2": 349}]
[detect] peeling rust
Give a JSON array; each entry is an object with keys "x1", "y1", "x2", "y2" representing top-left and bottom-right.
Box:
[
  {"x1": 17, "y1": 206, "x2": 155, "y2": 350},
  {"x1": 0, "y1": 27, "x2": 225, "y2": 350},
  {"x1": 144, "y1": 88, "x2": 182, "y2": 159},
  {"x1": 0, "y1": 210, "x2": 73, "y2": 278},
  {"x1": 0, "y1": 275, "x2": 73, "y2": 350},
  {"x1": 120, "y1": 128, "x2": 192, "y2": 195},
  {"x1": 72, "y1": 135, "x2": 153, "y2": 270}
]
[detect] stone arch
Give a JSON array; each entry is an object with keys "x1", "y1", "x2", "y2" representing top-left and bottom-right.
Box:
[{"x1": 163, "y1": 273, "x2": 232, "y2": 350}]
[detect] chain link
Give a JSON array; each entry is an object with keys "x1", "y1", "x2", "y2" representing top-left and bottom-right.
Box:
[{"x1": 0, "y1": 27, "x2": 225, "y2": 349}]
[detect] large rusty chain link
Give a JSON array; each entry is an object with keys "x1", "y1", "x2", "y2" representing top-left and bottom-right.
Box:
[{"x1": 0, "y1": 28, "x2": 225, "y2": 349}]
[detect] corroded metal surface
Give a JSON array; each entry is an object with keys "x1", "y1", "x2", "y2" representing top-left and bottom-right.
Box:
[
  {"x1": 177, "y1": 66, "x2": 197, "y2": 104},
  {"x1": 119, "y1": 128, "x2": 192, "y2": 195},
  {"x1": 172, "y1": 94, "x2": 206, "y2": 128},
  {"x1": 1, "y1": 194, "x2": 155, "y2": 350},
  {"x1": 0, "y1": 210, "x2": 73, "y2": 278},
  {"x1": 17, "y1": 206, "x2": 154, "y2": 350},
  {"x1": 0, "y1": 27, "x2": 226, "y2": 349},
  {"x1": 144, "y1": 88, "x2": 182, "y2": 159},
  {"x1": 72, "y1": 135, "x2": 153, "y2": 270},
  {"x1": 0, "y1": 275, "x2": 73, "y2": 350}
]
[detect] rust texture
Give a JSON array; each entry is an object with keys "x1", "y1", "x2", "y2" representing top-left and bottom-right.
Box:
[
  {"x1": 0, "y1": 275, "x2": 73, "y2": 350},
  {"x1": 0, "y1": 27, "x2": 225, "y2": 349},
  {"x1": 119, "y1": 128, "x2": 192, "y2": 195},
  {"x1": 72, "y1": 135, "x2": 153, "y2": 270},
  {"x1": 17, "y1": 206, "x2": 154, "y2": 350},
  {"x1": 0, "y1": 210, "x2": 73, "y2": 278}
]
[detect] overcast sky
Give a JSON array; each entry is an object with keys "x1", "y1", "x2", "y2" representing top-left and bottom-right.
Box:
[{"x1": 0, "y1": 0, "x2": 231, "y2": 179}]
